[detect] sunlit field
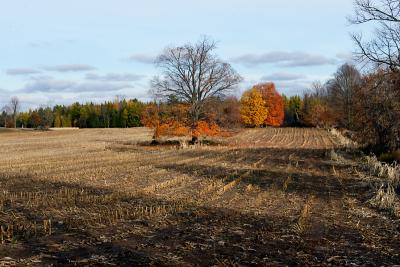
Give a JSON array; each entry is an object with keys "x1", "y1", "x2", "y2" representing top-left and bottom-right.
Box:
[{"x1": 0, "y1": 128, "x2": 399, "y2": 266}]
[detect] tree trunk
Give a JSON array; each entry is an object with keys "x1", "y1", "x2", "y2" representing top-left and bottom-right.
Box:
[
  {"x1": 190, "y1": 104, "x2": 201, "y2": 144},
  {"x1": 190, "y1": 135, "x2": 198, "y2": 145}
]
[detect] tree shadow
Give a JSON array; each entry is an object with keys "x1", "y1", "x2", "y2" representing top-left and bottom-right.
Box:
[
  {"x1": 153, "y1": 147, "x2": 365, "y2": 200},
  {"x1": 0, "y1": 149, "x2": 398, "y2": 266}
]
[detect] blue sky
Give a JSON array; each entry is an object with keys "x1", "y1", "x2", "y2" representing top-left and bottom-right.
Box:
[{"x1": 0, "y1": 0, "x2": 358, "y2": 109}]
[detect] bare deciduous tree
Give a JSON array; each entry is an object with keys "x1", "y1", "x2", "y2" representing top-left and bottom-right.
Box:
[
  {"x1": 350, "y1": 0, "x2": 400, "y2": 70},
  {"x1": 9, "y1": 97, "x2": 20, "y2": 128},
  {"x1": 326, "y1": 64, "x2": 362, "y2": 129},
  {"x1": 311, "y1": 81, "x2": 328, "y2": 98},
  {"x1": 151, "y1": 37, "x2": 242, "y2": 135}
]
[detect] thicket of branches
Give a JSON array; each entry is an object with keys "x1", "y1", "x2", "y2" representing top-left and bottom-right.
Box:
[{"x1": 292, "y1": 63, "x2": 399, "y2": 154}]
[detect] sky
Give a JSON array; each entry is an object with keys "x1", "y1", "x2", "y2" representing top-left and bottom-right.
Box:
[{"x1": 0, "y1": 0, "x2": 360, "y2": 110}]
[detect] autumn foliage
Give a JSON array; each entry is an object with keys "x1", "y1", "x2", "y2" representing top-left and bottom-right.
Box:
[
  {"x1": 193, "y1": 121, "x2": 220, "y2": 138},
  {"x1": 141, "y1": 102, "x2": 221, "y2": 142},
  {"x1": 204, "y1": 97, "x2": 241, "y2": 128},
  {"x1": 256, "y1": 83, "x2": 284, "y2": 126},
  {"x1": 141, "y1": 103, "x2": 162, "y2": 139},
  {"x1": 301, "y1": 95, "x2": 336, "y2": 127},
  {"x1": 240, "y1": 83, "x2": 284, "y2": 127},
  {"x1": 240, "y1": 88, "x2": 268, "y2": 127}
]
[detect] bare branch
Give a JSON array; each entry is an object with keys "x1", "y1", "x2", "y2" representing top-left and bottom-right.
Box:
[
  {"x1": 350, "y1": 0, "x2": 400, "y2": 69},
  {"x1": 151, "y1": 37, "x2": 242, "y2": 125}
]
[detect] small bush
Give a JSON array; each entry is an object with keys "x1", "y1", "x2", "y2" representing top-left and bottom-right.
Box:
[{"x1": 363, "y1": 155, "x2": 400, "y2": 215}]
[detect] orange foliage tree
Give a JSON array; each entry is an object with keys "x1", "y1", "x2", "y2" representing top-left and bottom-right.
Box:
[
  {"x1": 255, "y1": 83, "x2": 284, "y2": 126},
  {"x1": 141, "y1": 103, "x2": 191, "y2": 140},
  {"x1": 193, "y1": 121, "x2": 220, "y2": 139},
  {"x1": 140, "y1": 103, "x2": 163, "y2": 140},
  {"x1": 141, "y1": 102, "x2": 221, "y2": 142}
]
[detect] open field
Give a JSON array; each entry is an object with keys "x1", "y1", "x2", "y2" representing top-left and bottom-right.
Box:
[{"x1": 0, "y1": 128, "x2": 399, "y2": 266}]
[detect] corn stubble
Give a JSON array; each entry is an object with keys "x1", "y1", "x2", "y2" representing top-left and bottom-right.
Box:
[{"x1": 0, "y1": 128, "x2": 399, "y2": 266}]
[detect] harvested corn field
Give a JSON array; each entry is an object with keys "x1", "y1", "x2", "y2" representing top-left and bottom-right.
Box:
[
  {"x1": 0, "y1": 128, "x2": 399, "y2": 266},
  {"x1": 227, "y1": 128, "x2": 337, "y2": 149}
]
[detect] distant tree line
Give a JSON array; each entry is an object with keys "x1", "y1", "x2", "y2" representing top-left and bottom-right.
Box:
[
  {"x1": 1, "y1": 63, "x2": 398, "y2": 155},
  {"x1": 1, "y1": 98, "x2": 145, "y2": 129}
]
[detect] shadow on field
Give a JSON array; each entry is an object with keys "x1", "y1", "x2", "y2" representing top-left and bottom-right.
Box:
[
  {"x1": 155, "y1": 147, "x2": 365, "y2": 200},
  {"x1": 176, "y1": 147, "x2": 356, "y2": 171},
  {"x1": 0, "y1": 173, "x2": 399, "y2": 266}
]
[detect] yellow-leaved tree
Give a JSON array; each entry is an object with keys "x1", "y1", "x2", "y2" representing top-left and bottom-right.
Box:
[{"x1": 240, "y1": 88, "x2": 268, "y2": 127}]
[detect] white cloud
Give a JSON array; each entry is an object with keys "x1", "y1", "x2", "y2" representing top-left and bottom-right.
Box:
[
  {"x1": 29, "y1": 75, "x2": 55, "y2": 81},
  {"x1": 336, "y1": 52, "x2": 355, "y2": 64},
  {"x1": 128, "y1": 54, "x2": 156, "y2": 64},
  {"x1": 232, "y1": 51, "x2": 337, "y2": 67},
  {"x1": 85, "y1": 73, "x2": 144, "y2": 82},
  {"x1": 275, "y1": 80, "x2": 312, "y2": 96},
  {"x1": 6, "y1": 68, "x2": 41, "y2": 75},
  {"x1": 261, "y1": 72, "x2": 307, "y2": 81},
  {"x1": 20, "y1": 79, "x2": 134, "y2": 93},
  {"x1": 42, "y1": 64, "x2": 96, "y2": 72}
]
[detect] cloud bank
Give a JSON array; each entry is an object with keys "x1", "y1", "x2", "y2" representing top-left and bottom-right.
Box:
[
  {"x1": 20, "y1": 78, "x2": 134, "y2": 93},
  {"x1": 232, "y1": 51, "x2": 337, "y2": 67},
  {"x1": 6, "y1": 68, "x2": 41, "y2": 75},
  {"x1": 128, "y1": 54, "x2": 156, "y2": 64},
  {"x1": 85, "y1": 73, "x2": 144, "y2": 82},
  {"x1": 261, "y1": 72, "x2": 307, "y2": 81},
  {"x1": 42, "y1": 64, "x2": 96, "y2": 72}
]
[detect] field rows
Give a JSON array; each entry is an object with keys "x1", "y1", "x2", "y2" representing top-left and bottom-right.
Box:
[
  {"x1": 228, "y1": 127, "x2": 337, "y2": 149},
  {"x1": 0, "y1": 128, "x2": 399, "y2": 266}
]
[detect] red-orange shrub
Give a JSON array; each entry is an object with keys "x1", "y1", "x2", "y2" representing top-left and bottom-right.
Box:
[{"x1": 193, "y1": 121, "x2": 221, "y2": 138}]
